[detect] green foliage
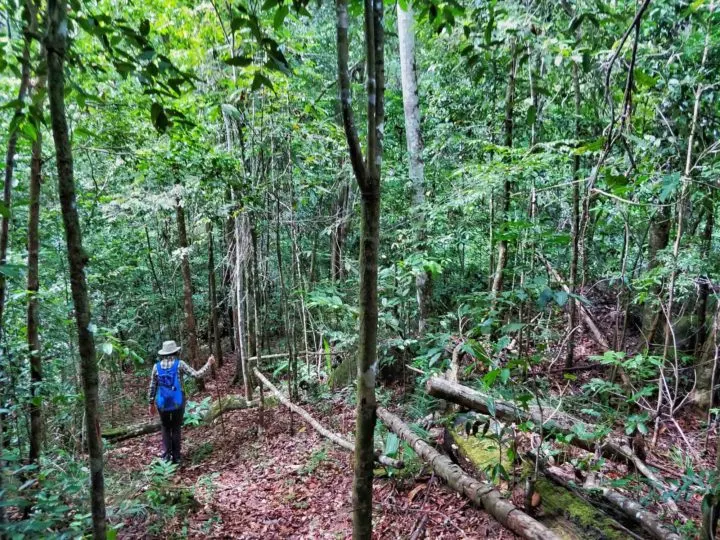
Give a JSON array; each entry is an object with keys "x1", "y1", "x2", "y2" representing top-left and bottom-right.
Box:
[
  {"x1": 184, "y1": 397, "x2": 212, "y2": 427},
  {"x1": 299, "y1": 448, "x2": 330, "y2": 476}
]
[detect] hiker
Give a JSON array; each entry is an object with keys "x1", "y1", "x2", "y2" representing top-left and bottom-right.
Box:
[{"x1": 148, "y1": 340, "x2": 215, "y2": 464}]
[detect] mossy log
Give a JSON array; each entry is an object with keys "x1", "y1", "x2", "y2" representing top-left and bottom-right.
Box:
[
  {"x1": 253, "y1": 368, "x2": 403, "y2": 469},
  {"x1": 377, "y1": 407, "x2": 560, "y2": 540},
  {"x1": 536, "y1": 457, "x2": 681, "y2": 540},
  {"x1": 102, "y1": 394, "x2": 257, "y2": 443},
  {"x1": 427, "y1": 377, "x2": 682, "y2": 516}
]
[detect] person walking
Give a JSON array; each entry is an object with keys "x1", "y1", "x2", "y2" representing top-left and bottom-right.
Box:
[{"x1": 148, "y1": 340, "x2": 215, "y2": 464}]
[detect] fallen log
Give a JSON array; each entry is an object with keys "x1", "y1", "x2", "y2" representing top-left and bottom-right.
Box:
[
  {"x1": 426, "y1": 377, "x2": 682, "y2": 515},
  {"x1": 377, "y1": 407, "x2": 560, "y2": 540},
  {"x1": 533, "y1": 455, "x2": 681, "y2": 540},
  {"x1": 537, "y1": 252, "x2": 610, "y2": 350},
  {"x1": 102, "y1": 394, "x2": 257, "y2": 443},
  {"x1": 253, "y1": 368, "x2": 403, "y2": 469}
]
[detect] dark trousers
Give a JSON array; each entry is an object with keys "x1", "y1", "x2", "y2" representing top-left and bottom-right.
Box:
[{"x1": 159, "y1": 403, "x2": 185, "y2": 463}]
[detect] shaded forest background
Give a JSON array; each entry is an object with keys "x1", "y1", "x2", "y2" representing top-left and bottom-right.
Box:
[{"x1": 1, "y1": 0, "x2": 720, "y2": 537}]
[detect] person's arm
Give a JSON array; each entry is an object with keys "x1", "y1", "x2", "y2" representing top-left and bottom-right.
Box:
[
  {"x1": 148, "y1": 364, "x2": 158, "y2": 416},
  {"x1": 179, "y1": 356, "x2": 215, "y2": 379}
]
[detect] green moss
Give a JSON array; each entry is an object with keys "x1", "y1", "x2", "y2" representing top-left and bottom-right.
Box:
[
  {"x1": 450, "y1": 426, "x2": 634, "y2": 539},
  {"x1": 450, "y1": 427, "x2": 505, "y2": 471},
  {"x1": 535, "y1": 478, "x2": 630, "y2": 540}
]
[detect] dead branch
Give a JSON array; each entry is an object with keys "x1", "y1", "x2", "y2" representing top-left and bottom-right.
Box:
[{"x1": 253, "y1": 368, "x2": 403, "y2": 469}]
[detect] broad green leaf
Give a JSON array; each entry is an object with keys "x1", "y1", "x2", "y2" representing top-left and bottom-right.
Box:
[{"x1": 273, "y1": 5, "x2": 289, "y2": 29}]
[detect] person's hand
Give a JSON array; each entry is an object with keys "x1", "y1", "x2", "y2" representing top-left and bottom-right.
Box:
[
  {"x1": 208, "y1": 355, "x2": 216, "y2": 366},
  {"x1": 149, "y1": 403, "x2": 156, "y2": 417}
]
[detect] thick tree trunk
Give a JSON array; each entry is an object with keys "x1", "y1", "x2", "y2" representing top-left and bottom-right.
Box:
[
  {"x1": 336, "y1": 0, "x2": 384, "y2": 534},
  {"x1": 642, "y1": 206, "x2": 671, "y2": 344},
  {"x1": 490, "y1": 48, "x2": 517, "y2": 297},
  {"x1": 0, "y1": 26, "x2": 32, "y2": 331},
  {"x1": 208, "y1": 224, "x2": 223, "y2": 368},
  {"x1": 233, "y1": 212, "x2": 251, "y2": 399},
  {"x1": 692, "y1": 304, "x2": 720, "y2": 410},
  {"x1": 701, "y1": 428, "x2": 720, "y2": 539},
  {"x1": 46, "y1": 0, "x2": 107, "y2": 535},
  {"x1": 254, "y1": 369, "x2": 401, "y2": 468},
  {"x1": 397, "y1": 1, "x2": 430, "y2": 334},
  {"x1": 377, "y1": 407, "x2": 560, "y2": 540},
  {"x1": 176, "y1": 199, "x2": 203, "y2": 390}
]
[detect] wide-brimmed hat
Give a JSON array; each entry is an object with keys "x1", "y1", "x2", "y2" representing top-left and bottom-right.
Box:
[{"x1": 158, "y1": 340, "x2": 182, "y2": 356}]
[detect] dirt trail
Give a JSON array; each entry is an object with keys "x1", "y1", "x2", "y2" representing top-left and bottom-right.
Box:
[{"x1": 107, "y1": 361, "x2": 511, "y2": 538}]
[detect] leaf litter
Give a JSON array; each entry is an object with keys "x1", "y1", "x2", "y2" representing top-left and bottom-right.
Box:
[{"x1": 107, "y1": 359, "x2": 510, "y2": 538}]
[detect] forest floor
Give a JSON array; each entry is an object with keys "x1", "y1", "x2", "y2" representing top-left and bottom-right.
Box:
[
  {"x1": 106, "y1": 360, "x2": 514, "y2": 539},
  {"x1": 105, "y1": 295, "x2": 717, "y2": 538}
]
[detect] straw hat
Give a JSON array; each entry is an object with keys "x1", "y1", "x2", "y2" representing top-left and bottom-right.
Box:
[{"x1": 158, "y1": 340, "x2": 182, "y2": 356}]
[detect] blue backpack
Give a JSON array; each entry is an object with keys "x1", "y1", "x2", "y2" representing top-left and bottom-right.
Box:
[{"x1": 155, "y1": 360, "x2": 184, "y2": 412}]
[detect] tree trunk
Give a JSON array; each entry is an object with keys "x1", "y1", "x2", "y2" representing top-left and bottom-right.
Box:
[
  {"x1": 176, "y1": 199, "x2": 203, "y2": 390},
  {"x1": 233, "y1": 212, "x2": 251, "y2": 399},
  {"x1": 0, "y1": 22, "x2": 33, "y2": 331},
  {"x1": 208, "y1": 224, "x2": 223, "y2": 367},
  {"x1": 566, "y1": 45, "x2": 581, "y2": 369},
  {"x1": 397, "y1": 0, "x2": 430, "y2": 334},
  {"x1": 490, "y1": 47, "x2": 517, "y2": 297},
  {"x1": 695, "y1": 196, "x2": 714, "y2": 356},
  {"x1": 642, "y1": 206, "x2": 671, "y2": 345},
  {"x1": 701, "y1": 428, "x2": 720, "y2": 539},
  {"x1": 377, "y1": 407, "x2": 560, "y2": 540},
  {"x1": 336, "y1": 0, "x2": 384, "y2": 534},
  {"x1": 27, "y1": 83, "x2": 44, "y2": 466},
  {"x1": 46, "y1": 0, "x2": 107, "y2": 535},
  {"x1": 330, "y1": 178, "x2": 352, "y2": 282},
  {"x1": 250, "y1": 225, "x2": 262, "y2": 370}
]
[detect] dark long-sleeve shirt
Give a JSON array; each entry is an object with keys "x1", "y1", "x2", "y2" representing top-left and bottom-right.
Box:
[{"x1": 148, "y1": 357, "x2": 212, "y2": 403}]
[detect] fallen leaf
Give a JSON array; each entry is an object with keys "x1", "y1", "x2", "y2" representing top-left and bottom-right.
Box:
[{"x1": 408, "y1": 483, "x2": 427, "y2": 503}]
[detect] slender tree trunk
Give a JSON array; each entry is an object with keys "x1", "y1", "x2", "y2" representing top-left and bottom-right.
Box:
[
  {"x1": 0, "y1": 25, "x2": 32, "y2": 331},
  {"x1": 695, "y1": 196, "x2": 714, "y2": 356},
  {"x1": 330, "y1": 178, "x2": 352, "y2": 282},
  {"x1": 45, "y1": 0, "x2": 106, "y2": 535},
  {"x1": 176, "y1": 198, "x2": 203, "y2": 390},
  {"x1": 246, "y1": 225, "x2": 258, "y2": 359},
  {"x1": 27, "y1": 85, "x2": 44, "y2": 466},
  {"x1": 337, "y1": 0, "x2": 384, "y2": 535},
  {"x1": 224, "y1": 213, "x2": 236, "y2": 352},
  {"x1": 397, "y1": 0, "x2": 430, "y2": 334},
  {"x1": 233, "y1": 212, "x2": 251, "y2": 399},
  {"x1": 566, "y1": 51, "x2": 581, "y2": 369},
  {"x1": 490, "y1": 47, "x2": 517, "y2": 297},
  {"x1": 208, "y1": 224, "x2": 223, "y2": 367},
  {"x1": 250, "y1": 226, "x2": 262, "y2": 371}
]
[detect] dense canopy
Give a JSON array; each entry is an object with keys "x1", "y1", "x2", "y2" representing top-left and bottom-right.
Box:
[{"x1": 1, "y1": 0, "x2": 720, "y2": 537}]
